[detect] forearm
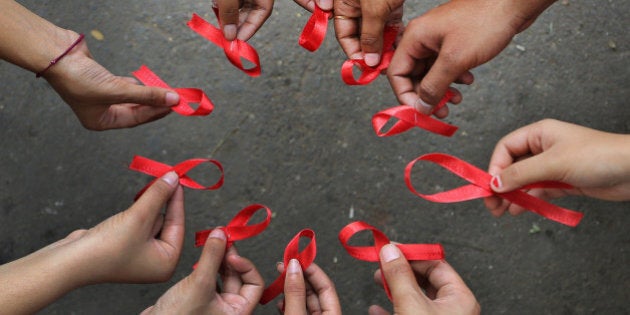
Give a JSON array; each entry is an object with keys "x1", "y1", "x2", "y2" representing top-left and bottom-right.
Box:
[
  {"x1": 0, "y1": 0, "x2": 78, "y2": 73},
  {"x1": 0, "y1": 239, "x2": 92, "y2": 314}
]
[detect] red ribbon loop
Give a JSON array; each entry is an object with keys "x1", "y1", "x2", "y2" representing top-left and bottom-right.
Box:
[
  {"x1": 260, "y1": 229, "x2": 317, "y2": 305},
  {"x1": 404, "y1": 153, "x2": 584, "y2": 227},
  {"x1": 132, "y1": 65, "x2": 214, "y2": 116},
  {"x1": 341, "y1": 26, "x2": 398, "y2": 85},
  {"x1": 195, "y1": 204, "x2": 272, "y2": 248},
  {"x1": 129, "y1": 155, "x2": 224, "y2": 200},
  {"x1": 187, "y1": 11, "x2": 261, "y2": 77},
  {"x1": 299, "y1": 4, "x2": 332, "y2": 52},
  {"x1": 339, "y1": 221, "x2": 445, "y2": 300},
  {"x1": 372, "y1": 90, "x2": 458, "y2": 137}
]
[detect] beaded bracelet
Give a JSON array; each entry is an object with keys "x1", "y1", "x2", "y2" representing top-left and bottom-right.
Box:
[{"x1": 35, "y1": 33, "x2": 85, "y2": 78}]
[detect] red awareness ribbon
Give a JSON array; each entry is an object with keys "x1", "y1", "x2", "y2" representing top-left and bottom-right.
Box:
[
  {"x1": 339, "y1": 221, "x2": 445, "y2": 300},
  {"x1": 129, "y1": 155, "x2": 224, "y2": 200},
  {"x1": 341, "y1": 26, "x2": 398, "y2": 85},
  {"x1": 299, "y1": 4, "x2": 332, "y2": 52},
  {"x1": 372, "y1": 90, "x2": 458, "y2": 137},
  {"x1": 405, "y1": 153, "x2": 584, "y2": 227},
  {"x1": 260, "y1": 229, "x2": 317, "y2": 305},
  {"x1": 132, "y1": 65, "x2": 214, "y2": 116},
  {"x1": 195, "y1": 204, "x2": 272, "y2": 248},
  {"x1": 187, "y1": 10, "x2": 261, "y2": 77}
]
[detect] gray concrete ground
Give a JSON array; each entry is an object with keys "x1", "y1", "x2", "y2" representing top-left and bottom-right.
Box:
[{"x1": 1, "y1": 0, "x2": 629, "y2": 314}]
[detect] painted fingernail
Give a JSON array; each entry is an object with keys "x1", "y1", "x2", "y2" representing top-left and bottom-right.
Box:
[
  {"x1": 414, "y1": 98, "x2": 434, "y2": 115},
  {"x1": 224, "y1": 24, "x2": 237, "y2": 41},
  {"x1": 287, "y1": 258, "x2": 301, "y2": 274},
  {"x1": 208, "y1": 228, "x2": 226, "y2": 240},
  {"x1": 380, "y1": 244, "x2": 401, "y2": 263},
  {"x1": 364, "y1": 53, "x2": 380, "y2": 67},
  {"x1": 491, "y1": 175, "x2": 503, "y2": 190},
  {"x1": 161, "y1": 171, "x2": 179, "y2": 187},
  {"x1": 165, "y1": 92, "x2": 180, "y2": 106}
]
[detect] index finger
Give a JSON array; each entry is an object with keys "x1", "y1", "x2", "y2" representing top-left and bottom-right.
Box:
[
  {"x1": 408, "y1": 260, "x2": 469, "y2": 299},
  {"x1": 191, "y1": 229, "x2": 227, "y2": 290},
  {"x1": 158, "y1": 186, "x2": 185, "y2": 252},
  {"x1": 333, "y1": 0, "x2": 362, "y2": 59},
  {"x1": 236, "y1": 0, "x2": 273, "y2": 41},
  {"x1": 303, "y1": 263, "x2": 341, "y2": 313}
]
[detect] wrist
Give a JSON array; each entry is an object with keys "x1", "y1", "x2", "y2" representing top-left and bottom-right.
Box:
[{"x1": 500, "y1": 0, "x2": 557, "y2": 32}]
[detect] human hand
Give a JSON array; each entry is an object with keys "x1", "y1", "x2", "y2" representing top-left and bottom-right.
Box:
[
  {"x1": 212, "y1": 0, "x2": 274, "y2": 41},
  {"x1": 387, "y1": 0, "x2": 556, "y2": 116},
  {"x1": 368, "y1": 244, "x2": 480, "y2": 315},
  {"x1": 42, "y1": 33, "x2": 180, "y2": 130},
  {"x1": 333, "y1": 0, "x2": 404, "y2": 66},
  {"x1": 277, "y1": 260, "x2": 342, "y2": 314},
  {"x1": 141, "y1": 229, "x2": 264, "y2": 314},
  {"x1": 484, "y1": 119, "x2": 630, "y2": 217}
]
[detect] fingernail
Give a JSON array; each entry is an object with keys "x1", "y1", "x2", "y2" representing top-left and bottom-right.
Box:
[
  {"x1": 287, "y1": 259, "x2": 301, "y2": 274},
  {"x1": 414, "y1": 98, "x2": 434, "y2": 115},
  {"x1": 165, "y1": 92, "x2": 179, "y2": 106},
  {"x1": 161, "y1": 171, "x2": 179, "y2": 187},
  {"x1": 491, "y1": 175, "x2": 503, "y2": 190},
  {"x1": 208, "y1": 228, "x2": 226, "y2": 240},
  {"x1": 364, "y1": 53, "x2": 380, "y2": 67},
  {"x1": 319, "y1": 0, "x2": 332, "y2": 10},
  {"x1": 380, "y1": 244, "x2": 401, "y2": 263},
  {"x1": 223, "y1": 24, "x2": 237, "y2": 41}
]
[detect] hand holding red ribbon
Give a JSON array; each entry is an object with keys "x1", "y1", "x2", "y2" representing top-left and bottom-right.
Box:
[
  {"x1": 132, "y1": 65, "x2": 214, "y2": 116},
  {"x1": 299, "y1": 4, "x2": 332, "y2": 52},
  {"x1": 405, "y1": 153, "x2": 584, "y2": 227},
  {"x1": 339, "y1": 221, "x2": 444, "y2": 300},
  {"x1": 341, "y1": 26, "x2": 398, "y2": 85},
  {"x1": 372, "y1": 90, "x2": 458, "y2": 137},
  {"x1": 187, "y1": 10, "x2": 261, "y2": 77},
  {"x1": 260, "y1": 229, "x2": 317, "y2": 305},
  {"x1": 129, "y1": 155, "x2": 224, "y2": 200},
  {"x1": 195, "y1": 204, "x2": 272, "y2": 248}
]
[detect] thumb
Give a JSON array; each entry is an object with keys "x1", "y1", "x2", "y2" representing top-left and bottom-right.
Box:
[
  {"x1": 131, "y1": 171, "x2": 179, "y2": 219},
  {"x1": 315, "y1": 0, "x2": 332, "y2": 11},
  {"x1": 379, "y1": 244, "x2": 429, "y2": 310},
  {"x1": 283, "y1": 259, "x2": 308, "y2": 315},
  {"x1": 491, "y1": 153, "x2": 562, "y2": 193},
  {"x1": 360, "y1": 9, "x2": 388, "y2": 67},
  {"x1": 118, "y1": 82, "x2": 180, "y2": 107}
]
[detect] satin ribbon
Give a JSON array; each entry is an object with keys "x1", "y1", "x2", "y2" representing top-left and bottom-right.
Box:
[
  {"x1": 299, "y1": 4, "x2": 332, "y2": 52},
  {"x1": 339, "y1": 221, "x2": 444, "y2": 300},
  {"x1": 373, "y1": 90, "x2": 458, "y2": 137},
  {"x1": 187, "y1": 10, "x2": 261, "y2": 77},
  {"x1": 195, "y1": 204, "x2": 272, "y2": 248},
  {"x1": 129, "y1": 155, "x2": 224, "y2": 200},
  {"x1": 132, "y1": 65, "x2": 214, "y2": 116},
  {"x1": 405, "y1": 153, "x2": 584, "y2": 227},
  {"x1": 341, "y1": 26, "x2": 398, "y2": 85},
  {"x1": 260, "y1": 229, "x2": 317, "y2": 304}
]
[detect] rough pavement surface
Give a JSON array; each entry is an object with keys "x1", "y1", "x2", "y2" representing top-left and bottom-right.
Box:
[{"x1": 1, "y1": 0, "x2": 628, "y2": 314}]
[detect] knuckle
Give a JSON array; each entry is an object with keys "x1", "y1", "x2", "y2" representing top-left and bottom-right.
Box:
[
  {"x1": 418, "y1": 80, "x2": 441, "y2": 104},
  {"x1": 360, "y1": 33, "x2": 380, "y2": 47}
]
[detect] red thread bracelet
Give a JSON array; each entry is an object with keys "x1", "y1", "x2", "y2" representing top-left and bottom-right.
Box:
[{"x1": 36, "y1": 33, "x2": 85, "y2": 78}]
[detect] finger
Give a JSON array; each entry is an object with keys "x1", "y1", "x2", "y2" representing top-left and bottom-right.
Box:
[
  {"x1": 483, "y1": 196, "x2": 510, "y2": 217},
  {"x1": 293, "y1": 0, "x2": 315, "y2": 12},
  {"x1": 303, "y1": 263, "x2": 341, "y2": 313},
  {"x1": 97, "y1": 103, "x2": 172, "y2": 130},
  {"x1": 224, "y1": 248, "x2": 265, "y2": 311},
  {"x1": 191, "y1": 229, "x2": 227, "y2": 290},
  {"x1": 283, "y1": 259, "x2": 308, "y2": 315},
  {"x1": 316, "y1": 0, "x2": 333, "y2": 11},
  {"x1": 217, "y1": 0, "x2": 240, "y2": 41},
  {"x1": 333, "y1": 0, "x2": 362, "y2": 59},
  {"x1": 221, "y1": 246, "x2": 245, "y2": 294},
  {"x1": 490, "y1": 153, "x2": 561, "y2": 193},
  {"x1": 117, "y1": 81, "x2": 180, "y2": 107},
  {"x1": 158, "y1": 186, "x2": 185, "y2": 252},
  {"x1": 359, "y1": 3, "x2": 389, "y2": 66},
  {"x1": 418, "y1": 44, "x2": 470, "y2": 109},
  {"x1": 408, "y1": 260, "x2": 475, "y2": 301},
  {"x1": 379, "y1": 244, "x2": 429, "y2": 309},
  {"x1": 130, "y1": 172, "x2": 179, "y2": 226},
  {"x1": 368, "y1": 305, "x2": 391, "y2": 315},
  {"x1": 235, "y1": 0, "x2": 273, "y2": 41}
]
